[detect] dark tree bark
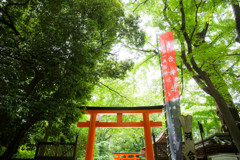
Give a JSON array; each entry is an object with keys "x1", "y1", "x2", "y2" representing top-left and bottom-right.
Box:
[
  {"x1": 217, "y1": 105, "x2": 240, "y2": 132},
  {"x1": 231, "y1": 0, "x2": 240, "y2": 43},
  {"x1": 0, "y1": 117, "x2": 38, "y2": 160},
  {"x1": 38, "y1": 121, "x2": 53, "y2": 156},
  {"x1": 0, "y1": 0, "x2": 30, "y2": 37},
  {"x1": 25, "y1": 69, "x2": 44, "y2": 98}
]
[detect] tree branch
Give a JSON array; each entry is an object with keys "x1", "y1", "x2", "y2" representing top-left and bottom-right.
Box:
[
  {"x1": 223, "y1": 60, "x2": 239, "y2": 75},
  {"x1": 25, "y1": 69, "x2": 44, "y2": 98},
  {"x1": 104, "y1": 52, "x2": 115, "y2": 55},
  {"x1": 179, "y1": 0, "x2": 210, "y2": 87},
  {"x1": 133, "y1": 0, "x2": 149, "y2": 13},
  {"x1": 209, "y1": 32, "x2": 223, "y2": 46},
  {"x1": 163, "y1": 0, "x2": 181, "y2": 33},
  {"x1": 179, "y1": 0, "x2": 212, "y2": 96},
  {"x1": 180, "y1": 63, "x2": 184, "y2": 97},
  {"x1": 190, "y1": 0, "x2": 203, "y2": 40},
  {"x1": 98, "y1": 81, "x2": 133, "y2": 103},
  {"x1": 180, "y1": 43, "x2": 192, "y2": 72},
  {"x1": 5, "y1": 0, "x2": 30, "y2": 11},
  {"x1": 195, "y1": 22, "x2": 209, "y2": 44},
  {"x1": 102, "y1": 38, "x2": 118, "y2": 46},
  {"x1": 192, "y1": 0, "x2": 209, "y2": 47},
  {"x1": 131, "y1": 0, "x2": 138, "y2": 4},
  {"x1": 2, "y1": 53, "x2": 32, "y2": 64},
  {"x1": 180, "y1": 0, "x2": 186, "y2": 31},
  {"x1": 179, "y1": 0, "x2": 192, "y2": 52},
  {"x1": 180, "y1": 42, "x2": 212, "y2": 95},
  {"x1": 140, "y1": 54, "x2": 157, "y2": 65},
  {"x1": 0, "y1": 8, "x2": 22, "y2": 37},
  {"x1": 226, "y1": 54, "x2": 240, "y2": 56}
]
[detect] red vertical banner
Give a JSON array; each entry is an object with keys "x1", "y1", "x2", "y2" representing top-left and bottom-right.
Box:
[
  {"x1": 159, "y1": 31, "x2": 180, "y2": 102},
  {"x1": 159, "y1": 31, "x2": 183, "y2": 160}
]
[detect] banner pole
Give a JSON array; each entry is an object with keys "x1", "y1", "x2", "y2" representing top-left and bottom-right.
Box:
[{"x1": 156, "y1": 34, "x2": 166, "y2": 105}]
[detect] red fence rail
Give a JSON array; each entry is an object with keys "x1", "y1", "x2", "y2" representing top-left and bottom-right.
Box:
[{"x1": 113, "y1": 153, "x2": 140, "y2": 160}]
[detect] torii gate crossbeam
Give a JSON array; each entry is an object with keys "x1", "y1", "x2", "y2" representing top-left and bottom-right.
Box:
[{"x1": 77, "y1": 106, "x2": 163, "y2": 160}]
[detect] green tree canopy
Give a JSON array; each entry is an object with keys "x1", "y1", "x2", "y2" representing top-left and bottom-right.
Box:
[
  {"x1": 0, "y1": 0, "x2": 145, "y2": 159},
  {"x1": 126, "y1": 0, "x2": 240, "y2": 152}
]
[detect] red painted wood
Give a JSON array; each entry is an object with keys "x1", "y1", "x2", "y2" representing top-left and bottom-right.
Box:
[
  {"x1": 113, "y1": 153, "x2": 140, "y2": 160},
  {"x1": 77, "y1": 107, "x2": 163, "y2": 160},
  {"x1": 77, "y1": 121, "x2": 162, "y2": 128},
  {"x1": 117, "y1": 113, "x2": 123, "y2": 123},
  {"x1": 143, "y1": 113, "x2": 154, "y2": 160},
  {"x1": 85, "y1": 113, "x2": 97, "y2": 160}
]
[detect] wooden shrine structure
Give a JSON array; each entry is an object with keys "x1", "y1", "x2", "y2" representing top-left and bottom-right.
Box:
[
  {"x1": 34, "y1": 139, "x2": 78, "y2": 160},
  {"x1": 113, "y1": 152, "x2": 140, "y2": 160},
  {"x1": 77, "y1": 106, "x2": 163, "y2": 160},
  {"x1": 195, "y1": 132, "x2": 239, "y2": 159},
  {"x1": 140, "y1": 132, "x2": 169, "y2": 160}
]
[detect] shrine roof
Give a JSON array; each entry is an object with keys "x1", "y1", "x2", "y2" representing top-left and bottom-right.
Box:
[
  {"x1": 194, "y1": 133, "x2": 238, "y2": 158},
  {"x1": 156, "y1": 131, "x2": 167, "y2": 143}
]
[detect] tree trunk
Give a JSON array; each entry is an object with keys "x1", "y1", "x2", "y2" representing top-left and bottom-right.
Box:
[
  {"x1": 212, "y1": 92, "x2": 240, "y2": 152},
  {"x1": 216, "y1": 104, "x2": 240, "y2": 132},
  {"x1": 231, "y1": 0, "x2": 240, "y2": 42},
  {"x1": 38, "y1": 121, "x2": 53, "y2": 156},
  {"x1": 195, "y1": 69, "x2": 240, "y2": 152},
  {"x1": 0, "y1": 118, "x2": 37, "y2": 160}
]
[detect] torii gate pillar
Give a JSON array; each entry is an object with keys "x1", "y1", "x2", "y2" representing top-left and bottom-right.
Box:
[
  {"x1": 143, "y1": 113, "x2": 154, "y2": 159},
  {"x1": 85, "y1": 113, "x2": 97, "y2": 160},
  {"x1": 77, "y1": 106, "x2": 163, "y2": 160}
]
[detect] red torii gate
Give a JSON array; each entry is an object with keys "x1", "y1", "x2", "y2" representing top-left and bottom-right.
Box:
[{"x1": 77, "y1": 106, "x2": 163, "y2": 160}]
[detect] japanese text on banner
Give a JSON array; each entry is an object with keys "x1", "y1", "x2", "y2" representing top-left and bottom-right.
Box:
[{"x1": 159, "y1": 31, "x2": 180, "y2": 102}]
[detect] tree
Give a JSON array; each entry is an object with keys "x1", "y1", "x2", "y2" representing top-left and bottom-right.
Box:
[
  {"x1": 127, "y1": 0, "x2": 240, "y2": 152},
  {"x1": 0, "y1": 0, "x2": 145, "y2": 159}
]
